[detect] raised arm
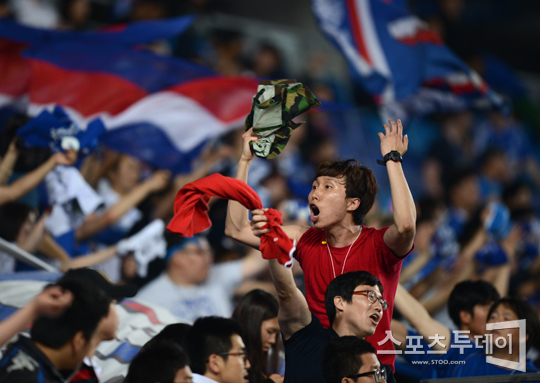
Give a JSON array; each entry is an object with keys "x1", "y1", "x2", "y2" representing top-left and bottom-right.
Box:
[
  {"x1": 76, "y1": 170, "x2": 169, "y2": 242},
  {"x1": 0, "y1": 139, "x2": 18, "y2": 185},
  {"x1": 225, "y1": 129, "x2": 308, "y2": 249},
  {"x1": 394, "y1": 284, "x2": 451, "y2": 351},
  {"x1": 225, "y1": 129, "x2": 263, "y2": 249},
  {"x1": 379, "y1": 119, "x2": 416, "y2": 257},
  {"x1": 0, "y1": 285, "x2": 72, "y2": 348},
  {"x1": 0, "y1": 150, "x2": 77, "y2": 206},
  {"x1": 268, "y1": 259, "x2": 311, "y2": 340}
]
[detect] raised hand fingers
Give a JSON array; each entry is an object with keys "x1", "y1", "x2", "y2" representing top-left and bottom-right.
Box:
[
  {"x1": 397, "y1": 119, "x2": 403, "y2": 137},
  {"x1": 383, "y1": 123, "x2": 390, "y2": 136},
  {"x1": 388, "y1": 119, "x2": 397, "y2": 133}
]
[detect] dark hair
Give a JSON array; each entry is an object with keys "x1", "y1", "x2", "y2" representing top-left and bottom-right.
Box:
[
  {"x1": 324, "y1": 271, "x2": 383, "y2": 325},
  {"x1": 184, "y1": 316, "x2": 245, "y2": 375},
  {"x1": 0, "y1": 113, "x2": 52, "y2": 172},
  {"x1": 448, "y1": 280, "x2": 500, "y2": 328},
  {"x1": 444, "y1": 167, "x2": 477, "y2": 201},
  {"x1": 141, "y1": 323, "x2": 192, "y2": 352},
  {"x1": 479, "y1": 147, "x2": 505, "y2": 170},
  {"x1": 487, "y1": 297, "x2": 540, "y2": 352},
  {"x1": 322, "y1": 336, "x2": 377, "y2": 383},
  {"x1": 30, "y1": 279, "x2": 110, "y2": 348},
  {"x1": 0, "y1": 202, "x2": 36, "y2": 242},
  {"x1": 315, "y1": 159, "x2": 378, "y2": 225},
  {"x1": 124, "y1": 340, "x2": 190, "y2": 383},
  {"x1": 232, "y1": 290, "x2": 279, "y2": 383}
]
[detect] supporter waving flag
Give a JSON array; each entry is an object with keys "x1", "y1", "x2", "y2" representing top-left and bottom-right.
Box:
[
  {"x1": 0, "y1": 18, "x2": 258, "y2": 174},
  {"x1": 311, "y1": 0, "x2": 507, "y2": 117}
]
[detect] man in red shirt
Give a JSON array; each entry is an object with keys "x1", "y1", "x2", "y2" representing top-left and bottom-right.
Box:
[{"x1": 225, "y1": 119, "x2": 416, "y2": 370}]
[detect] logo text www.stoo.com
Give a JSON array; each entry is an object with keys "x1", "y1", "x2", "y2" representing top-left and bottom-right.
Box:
[{"x1": 376, "y1": 320, "x2": 527, "y2": 372}]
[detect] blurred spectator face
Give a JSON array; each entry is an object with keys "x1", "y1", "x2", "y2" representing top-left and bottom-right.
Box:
[
  {"x1": 220, "y1": 334, "x2": 250, "y2": 383},
  {"x1": 438, "y1": 0, "x2": 465, "y2": 21},
  {"x1": 96, "y1": 303, "x2": 119, "y2": 341},
  {"x1": 467, "y1": 303, "x2": 493, "y2": 337},
  {"x1": 504, "y1": 183, "x2": 533, "y2": 212},
  {"x1": 261, "y1": 173, "x2": 289, "y2": 207},
  {"x1": 16, "y1": 210, "x2": 37, "y2": 245},
  {"x1": 260, "y1": 317, "x2": 279, "y2": 353},
  {"x1": 65, "y1": 0, "x2": 90, "y2": 28},
  {"x1": 310, "y1": 140, "x2": 338, "y2": 165},
  {"x1": 443, "y1": 111, "x2": 473, "y2": 140},
  {"x1": 110, "y1": 155, "x2": 142, "y2": 194},
  {"x1": 481, "y1": 151, "x2": 509, "y2": 183},
  {"x1": 450, "y1": 175, "x2": 479, "y2": 213},
  {"x1": 173, "y1": 365, "x2": 194, "y2": 383},
  {"x1": 130, "y1": 0, "x2": 167, "y2": 20},
  {"x1": 487, "y1": 303, "x2": 520, "y2": 351},
  {"x1": 253, "y1": 47, "x2": 282, "y2": 78},
  {"x1": 171, "y1": 238, "x2": 213, "y2": 284}
]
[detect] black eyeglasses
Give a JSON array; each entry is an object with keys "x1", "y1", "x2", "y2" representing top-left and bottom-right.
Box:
[
  {"x1": 352, "y1": 290, "x2": 388, "y2": 311},
  {"x1": 217, "y1": 351, "x2": 248, "y2": 364},
  {"x1": 347, "y1": 367, "x2": 387, "y2": 382}
]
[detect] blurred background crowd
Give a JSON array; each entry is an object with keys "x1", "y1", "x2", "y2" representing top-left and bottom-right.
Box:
[{"x1": 2, "y1": 0, "x2": 540, "y2": 382}]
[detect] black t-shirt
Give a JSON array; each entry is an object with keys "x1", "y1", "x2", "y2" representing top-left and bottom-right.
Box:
[
  {"x1": 283, "y1": 313, "x2": 338, "y2": 383},
  {"x1": 0, "y1": 336, "x2": 67, "y2": 383}
]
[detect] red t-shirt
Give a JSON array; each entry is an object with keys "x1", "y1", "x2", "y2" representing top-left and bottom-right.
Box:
[{"x1": 295, "y1": 226, "x2": 408, "y2": 370}]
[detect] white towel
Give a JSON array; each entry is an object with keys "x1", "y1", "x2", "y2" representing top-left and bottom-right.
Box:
[
  {"x1": 116, "y1": 219, "x2": 167, "y2": 278},
  {"x1": 45, "y1": 165, "x2": 104, "y2": 217}
]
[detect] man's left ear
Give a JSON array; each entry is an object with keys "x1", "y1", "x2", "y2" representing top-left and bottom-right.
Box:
[
  {"x1": 347, "y1": 198, "x2": 360, "y2": 212},
  {"x1": 71, "y1": 331, "x2": 88, "y2": 355}
]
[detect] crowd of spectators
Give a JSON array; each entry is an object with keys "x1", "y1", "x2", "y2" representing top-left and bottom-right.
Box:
[{"x1": 1, "y1": 0, "x2": 540, "y2": 382}]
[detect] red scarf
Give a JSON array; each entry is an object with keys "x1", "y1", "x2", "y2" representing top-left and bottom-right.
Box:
[{"x1": 166, "y1": 173, "x2": 295, "y2": 268}]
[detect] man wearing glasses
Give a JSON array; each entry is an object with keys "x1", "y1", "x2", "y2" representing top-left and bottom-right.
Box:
[
  {"x1": 268, "y1": 260, "x2": 389, "y2": 383},
  {"x1": 323, "y1": 336, "x2": 387, "y2": 383},
  {"x1": 183, "y1": 316, "x2": 250, "y2": 383}
]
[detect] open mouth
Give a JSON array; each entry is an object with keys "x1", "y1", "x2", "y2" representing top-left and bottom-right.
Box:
[
  {"x1": 370, "y1": 313, "x2": 380, "y2": 324},
  {"x1": 310, "y1": 204, "x2": 320, "y2": 222}
]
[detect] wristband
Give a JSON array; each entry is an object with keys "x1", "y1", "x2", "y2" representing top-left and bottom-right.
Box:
[{"x1": 377, "y1": 150, "x2": 402, "y2": 166}]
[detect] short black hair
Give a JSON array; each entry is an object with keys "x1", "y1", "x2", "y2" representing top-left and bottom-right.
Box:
[
  {"x1": 324, "y1": 271, "x2": 383, "y2": 325},
  {"x1": 488, "y1": 297, "x2": 540, "y2": 352},
  {"x1": 30, "y1": 279, "x2": 110, "y2": 348},
  {"x1": 184, "y1": 316, "x2": 244, "y2": 375},
  {"x1": 445, "y1": 167, "x2": 477, "y2": 200},
  {"x1": 448, "y1": 280, "x2": 500, "y2": 328},
  {"x1": 124, "y1": 340, "x2": 190, "y2": 383},
  {"x1": 141, "y1": 323, "x2": 192, "y2": 352},
  {"x1": 322, "y1": 336, "x2": 377, "y2": 383}
]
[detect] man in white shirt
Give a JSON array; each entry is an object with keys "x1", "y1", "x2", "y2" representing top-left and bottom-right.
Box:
[
  {"x1": 184, "y1": 316, "x2": 250, "y2": 383},
  {"x1": 136, "y1": 235, "x2": 267, "y2": 323}
]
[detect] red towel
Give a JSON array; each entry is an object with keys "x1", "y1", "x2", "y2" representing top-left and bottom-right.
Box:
[{"x1": 166, "y1": 173, "x2": 295, "y2": 268}]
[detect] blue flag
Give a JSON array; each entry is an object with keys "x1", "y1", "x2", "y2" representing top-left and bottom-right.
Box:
[
  {"x1": 312, "y1": 0, "x2": 507, "y2": 117},
  {"x1": 17, "y1": 106, "x2": 106, "y2": 154}
]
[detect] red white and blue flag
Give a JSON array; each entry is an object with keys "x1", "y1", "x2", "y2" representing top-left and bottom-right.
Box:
[
  {"x1": 312, "y1": 0, "x2": 507, "y2": 117},
  {"x1": 0, "y1": 18, "x2": 258, "y2": 173}
]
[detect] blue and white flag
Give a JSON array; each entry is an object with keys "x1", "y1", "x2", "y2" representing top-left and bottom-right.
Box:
[
  {"x1": 312, "y1": 0, "x2": 507, "y2": 117},
  {"x1": 17, "y1": 106, "x2": 106, "y2": 154}
]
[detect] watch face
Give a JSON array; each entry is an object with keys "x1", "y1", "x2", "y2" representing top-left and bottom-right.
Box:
[{"x1": 387, "y1": 151, "x2": 402, "y2": 162}]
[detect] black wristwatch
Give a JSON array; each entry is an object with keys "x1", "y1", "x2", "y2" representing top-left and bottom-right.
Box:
[{"x1": 377, "y1": 150, "x2": 402, "y2": 166}]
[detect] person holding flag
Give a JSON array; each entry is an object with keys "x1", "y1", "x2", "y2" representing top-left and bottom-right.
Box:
[{"x1": 225, "y1": 120, "x2": 416, "y2": 370}]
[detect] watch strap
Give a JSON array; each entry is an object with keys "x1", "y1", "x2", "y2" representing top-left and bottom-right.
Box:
[{"x1": 377, "y1": 150, "x2": 402, "y2": 166}]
